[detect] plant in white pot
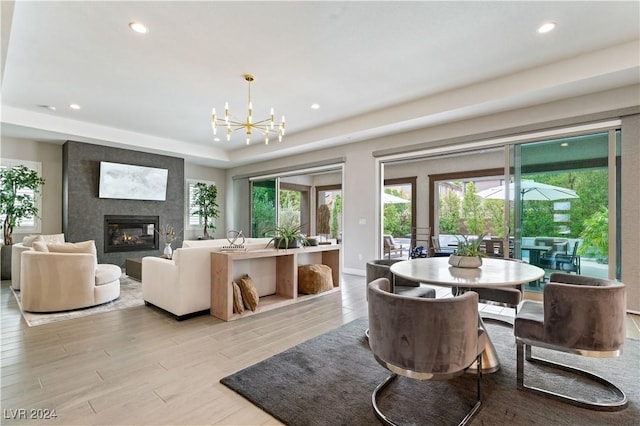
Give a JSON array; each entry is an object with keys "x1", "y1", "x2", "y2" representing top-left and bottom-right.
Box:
[
  {"x1": 0, "y1": 165, "x2": 46, "y2": 279},
  {"x1": 448, "y1": 234, "x2": 486, "y2": 268}
]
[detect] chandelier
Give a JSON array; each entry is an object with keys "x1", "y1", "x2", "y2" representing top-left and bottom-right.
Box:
[{"x1": 211, "y1": 74, "x2": 285, "y2": 145}]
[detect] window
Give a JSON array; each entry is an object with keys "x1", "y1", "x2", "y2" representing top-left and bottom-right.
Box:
[
  {"x1": 0, "y1": 159, "x2": 43, "y2": 234},
  {"x1": 186, "y1": 179, "x2": 216, "y2": 230}
]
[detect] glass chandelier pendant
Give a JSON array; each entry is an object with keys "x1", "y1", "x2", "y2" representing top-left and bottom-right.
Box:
[{"x1": 211, "y1": 74, "x2": 285, "y2": 145}]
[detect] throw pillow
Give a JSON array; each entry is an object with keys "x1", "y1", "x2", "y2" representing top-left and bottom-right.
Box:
[
  {"x1": 238, "y1": 274, "x2": 260, "y2": 311},
  {"x1": 32, "y1": 241, "x2": 49, "y2": 252},
  {"x1": 21, "y1": 235, "x2": 41, "y2": 247},
  {"x1": 22, "y1": 234, "x2": 64, "y2": 247},
  {"x1": 232, "y1": 281, "x2": 244, "y2": 314},
  {"x1": 41, "y1": 233, "x2": 65, "y2": 245},
  {"x1": 47, "y1": 240, "x2": 98, "y2": 269}
]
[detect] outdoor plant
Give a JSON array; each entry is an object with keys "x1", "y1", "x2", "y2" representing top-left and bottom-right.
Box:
[
  {"x1": 578, "y1": 206, "x2": 608, "y2": 263},
  {"x1": 455, "y1": 233, "x2": 487, "y2": 257},
  {"x1": 191, "y1": 182, "x2": 219, "y2": 239},
  {"x1": 0, "y1": 165, "x2": 46, "y2": 245}
]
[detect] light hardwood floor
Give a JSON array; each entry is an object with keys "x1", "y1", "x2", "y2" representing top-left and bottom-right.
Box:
[
  {"x1": 1, "y1": 275, "x2": 367, "y2": 425},
  {"x1": 1, "y1": 275, "x2": 639, "y2": 425}
]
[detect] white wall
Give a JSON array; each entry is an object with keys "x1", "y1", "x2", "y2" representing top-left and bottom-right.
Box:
[{"x1": 0, "y1": 138, "x2": 63, "y2": 240}]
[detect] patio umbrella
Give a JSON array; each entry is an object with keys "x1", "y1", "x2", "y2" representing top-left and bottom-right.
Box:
[
  {"x1": 383, "y1": 192, "x2": 410, "y2": 204},
  {"x1": 477, "y1": 180, "x2": 578, "y2": 201}
]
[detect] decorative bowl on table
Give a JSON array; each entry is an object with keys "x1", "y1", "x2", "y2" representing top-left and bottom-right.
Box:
[{"x1": 448, "y1": 255, "x2": 483, "y2": 268}]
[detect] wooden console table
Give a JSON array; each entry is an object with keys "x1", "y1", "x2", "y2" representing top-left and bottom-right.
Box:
[{"x1": 210, "y1": 245, "x2": 341, "y2": 321}]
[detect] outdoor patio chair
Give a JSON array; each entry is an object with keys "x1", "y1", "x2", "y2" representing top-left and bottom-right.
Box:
[
  {"x1": 430, "y1": 235, "x2": 454, "y2": 257},
  {"x1": 514, "y1": 272, "x2": 627, "y2": 411},
  {"x1": 409, "y1": 227, "x2": 431, "y2": 258},
  {"x1": 383, "y1": 235, "x2": 404, "y2": 259},
  {"x1": 540, "y1": 241, "x2": 580, "y2": 274},
  {"x1": 368, "y1": 278, "x2": 485, "y2": 425}
]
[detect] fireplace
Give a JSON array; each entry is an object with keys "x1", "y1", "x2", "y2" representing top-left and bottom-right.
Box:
[{"x1": 104, "y1": 215, "x2": 159, "y2": 253}]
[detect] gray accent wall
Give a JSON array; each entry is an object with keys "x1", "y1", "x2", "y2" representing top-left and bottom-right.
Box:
[{"x1": 63, "y1": 141, "x2": 184, "y2": 267}]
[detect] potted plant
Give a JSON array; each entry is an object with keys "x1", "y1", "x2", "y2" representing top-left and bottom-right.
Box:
[
  {"x1": 0, "y1": 165, "x2": 46, "y2": 279},
  {"x1": 191, "y1": 182, "x2": 219, "y2": 239},
  {"x1": 265, "y1": 222, "x2": 309, "y2": 250},
  {"x1": 448, "y1": 234, "x2": 486, "y2": 268}
]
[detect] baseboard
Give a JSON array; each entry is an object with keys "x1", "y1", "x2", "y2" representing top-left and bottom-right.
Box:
[{"x1": 343, "y1": 267, "x2": 365, "y2": 276}]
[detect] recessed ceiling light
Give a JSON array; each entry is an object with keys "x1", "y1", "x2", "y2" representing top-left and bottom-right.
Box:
[
  {"x1": 38, "y1": 105, "x2": 57, "y2": 111},
  {"x1": 214, "y1": 137, "x2": 221, "y2": 142},
  {"x1": 537, "y1": 22, "x2": 556, "y2": 34},
  {"x1": 129, "y1": 21, "x2": 148, "y2": 34},
  {"x1": 560, "y1": 142, "x2": 569, "y2": 147},
  {"x1": 69, "y1": 103, "x2": 81, "y2": 110},
  {"x1": 311, "y1": 103, "x2": 320, "y2": 110}
]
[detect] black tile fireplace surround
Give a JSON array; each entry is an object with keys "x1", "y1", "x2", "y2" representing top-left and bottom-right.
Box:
[{"x1": 104, "y1": 215, "x2": 159, "y2": 253}]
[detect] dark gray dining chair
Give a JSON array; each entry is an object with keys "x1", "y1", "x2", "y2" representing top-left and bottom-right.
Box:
[
  {"x1": 365, "y1": 258, "x2": 435, "y2": 298},
  {"x1": 514, "y1": 272, "x2": 627, "y2": 411},
  {"x1": 368, "y1": 278, "x2": 485, "y2": 425},
  {"x1": 452, "y1": 258, "x2": 525, "y2": 318}
]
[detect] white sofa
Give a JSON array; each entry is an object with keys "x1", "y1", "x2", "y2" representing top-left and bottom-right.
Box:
[
  {"x1": 142, "y1": 238, "x2": 272, "y2": 319},
  {"x1": 20, "y1": 241, "x2": 121, "y2": 312},
  {"x1": 12, "y1": 234, "x2": 65, "y2": 290}
]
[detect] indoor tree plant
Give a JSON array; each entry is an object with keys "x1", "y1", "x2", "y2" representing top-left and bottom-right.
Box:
[
  {"x1": 191, "y1": 182, "x2": 219, "y2": 239},
  {"x1": 448, "y1": 233, "x2": 486, "y2": 268},
  {"x1": 0, "y1": 165, "x2": 46, "y2": 279},
  {"x1": 1, "y1": 165, "x2": 46, "y2": 245}
]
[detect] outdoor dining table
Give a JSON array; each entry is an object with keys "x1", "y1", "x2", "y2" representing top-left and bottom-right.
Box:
[
  {"x1": 390, "y1": 257, "x2": 544, "y2": 373},
  {"x1": 521, "y1": 245, "x2": 553, "y2": 267}
]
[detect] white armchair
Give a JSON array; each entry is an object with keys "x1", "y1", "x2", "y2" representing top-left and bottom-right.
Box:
[{"x1": 21, "y1": 249, "x2": 121, "y2": 312}]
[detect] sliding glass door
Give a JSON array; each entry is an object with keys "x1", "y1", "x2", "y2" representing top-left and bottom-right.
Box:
[
  {"x1": 383, "y1": 178, "x2": 415, "y2": 254},
  {"x1": 251, "y1": 178, "x2": 277, "y2": 238},
  {"x1": 511, "y1": 131, "x2": 619, "y2": 288}
]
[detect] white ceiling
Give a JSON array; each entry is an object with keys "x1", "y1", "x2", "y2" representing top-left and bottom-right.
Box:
[{"x1": 1, "y1": 1, "x2": 639, "y2": 168}]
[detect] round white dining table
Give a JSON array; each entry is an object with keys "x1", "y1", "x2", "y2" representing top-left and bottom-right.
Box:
[
  {"x1": 390, "y1": 257, "x2": 544, "y2": 288},
  {"x1": 390, "y1": 257, "x2": 545, "y2": 373}
]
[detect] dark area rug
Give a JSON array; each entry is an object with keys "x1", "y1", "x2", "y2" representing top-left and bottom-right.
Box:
[{"x1": 221, "y1": 317, "x2": 639, "y2": 425}]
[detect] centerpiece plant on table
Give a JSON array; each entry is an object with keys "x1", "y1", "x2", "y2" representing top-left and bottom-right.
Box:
[{"x1": 449, "y1": 233, "x2": 486, "y2": 268}]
